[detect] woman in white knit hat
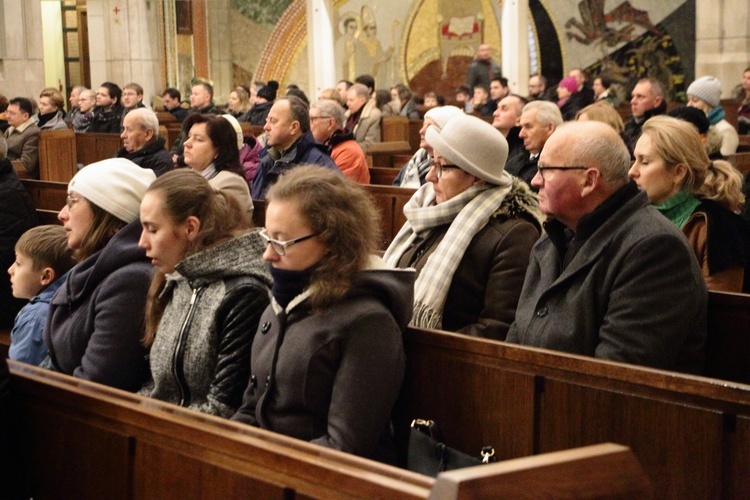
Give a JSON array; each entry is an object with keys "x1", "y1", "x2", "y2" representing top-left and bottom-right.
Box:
[
  {"x1": 43, "y1": 158, "x2": 156, "y2": 391},
  {"x1": 687, "y1": 76, "x2": 739, "y2": 156},
  {"x1": 384, "y1": 114, "x2": 543, "y2": 340}
]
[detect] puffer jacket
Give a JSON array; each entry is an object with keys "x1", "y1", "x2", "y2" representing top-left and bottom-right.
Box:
[
  {"x1": 139, "y1": 230, "x2": 271, "y2": 417},
  {"x1": 233, "y1": 261, "x2": 414, "y2": 462}
]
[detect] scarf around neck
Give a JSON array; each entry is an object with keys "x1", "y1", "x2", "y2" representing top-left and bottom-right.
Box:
[
  {"x1": 707, "y1": 106, "x2": 726, "y2": 125},
  {"x1": 655, "y1": 189, "x2": 700, "y2": 229},
  {"x1": 384, "y1": 177, "x2": 513, "y2": 329}
]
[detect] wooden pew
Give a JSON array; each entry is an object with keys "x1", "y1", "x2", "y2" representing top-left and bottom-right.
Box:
[
  {"x1": 8, "y1": 362, "x2": 651, "y2": 499},
  {"x1": 705, "y1": 291, "x2": 750, "y2": 384},
  {"x1": 382, "y1": 115, "x2": 409, "y2": 143},
  {"x1": 394, "y1": 326, "x2": 750, "y2": 499},
  {"x1": 726, "y1": 151, "x2": 750, "y2": 174},
  {"x1": 75, "y1": 132, "x2": 122, "y2": 166},
  {"x1": 240, "y1": 122, "x2": 265, "y2": 138},
  {"x1": 155, "y1": 110, "x2": 182, "y2": 151},
  {"x1": 370, "y1": 166, "x2": 400, "y2": 185},
  {"x1": 21, "y1": 179, "x2": 68, "y2": 212},
  {"x1": 11, "y1": 159, "x2": 27, "y2": 179},
  {"x1": 408, "y1": 119, "x2": 423, "y2": 152},
  {"x1": 367, "y1": 141, "x2": 414, "y2": 169},
  {"x1": 0, "y1": 328, "x2": 9, "y2": 358},
  {"x1": 38, "y1": 129, "x2": 77, "y2": 182}
]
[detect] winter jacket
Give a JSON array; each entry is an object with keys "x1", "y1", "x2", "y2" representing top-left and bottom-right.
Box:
[
  {"x1": 507, "y1": 182, "x2": 707, "y2": 374},
  {"x1": 233, "y1": 263, "x2": 414, "y2": 462},
  {"x1": 394, "y1": 179, "x2": 541, "y2": 340},
  {"x1": 88, "y1": 105, "x2": 124, "y2": 134},
  {"x1": 37, "y1": 110, "x2": 68, "y2": 131},
  {"x1": 240, "y1": 101, "x2": 273, "y2": 127},
  {"x1": 327, "y1": 129, "x2": 370, "y2": 184},
  {"x1": 4, "y1": 118, "x2": 41, "y2": 179},
  {"x1": 251, "y1": 131, "x2": 339, "y2": 199},
  {"x1": 623, "y1": 100, "x2": 668, "y2": 155},
  {"x1": 44, "y1": 220, "x2": 152, "y2": 391},
  {"x1": 139, "y1": 231, "x2": 271, "y2": 417},
  {"x1": 239, "y1": 135, "x2": 263, "y2": 184},
  {"x1": 0, "y1": 158, "x2": 38, "y2": 328},
  {"x1": 115, "y1": 136, "x2": 173, "y2": 177}
]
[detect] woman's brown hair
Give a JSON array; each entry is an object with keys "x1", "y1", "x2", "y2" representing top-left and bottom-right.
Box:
[
  {"x1": 143, "y1": 169, "x2": 251, "y2": 345},
  {"x1": 266, "y1": 165, "x2": 381, "y2": 313},
  {"x1": 75, "y1": 201, "x2": 127, "y2": 261}
]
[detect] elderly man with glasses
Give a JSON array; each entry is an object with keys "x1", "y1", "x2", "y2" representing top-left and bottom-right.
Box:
[
  {"x1": 309, "y1": 99, "x2": 369, "y2": 184},
  {"x1": 506, "y1": 121, "x2": 707, "y2": 374}
]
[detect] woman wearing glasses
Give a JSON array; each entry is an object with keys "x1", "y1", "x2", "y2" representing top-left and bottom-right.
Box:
[
  {"x1": 384, "y1": 114, "x2": 543, "y2": 340},
  {"x1": 137, "y1": 170, "x2": 270, "y2": 417},
  {"x1": 233, "y1": 166, "x2": 414, "y2": 462},
  {"x1": 44, "y1": 159, "x2": 155, "y2": 391},
  {"x1": 629, "y1": 115, "x2": 750, "y2": 292}
]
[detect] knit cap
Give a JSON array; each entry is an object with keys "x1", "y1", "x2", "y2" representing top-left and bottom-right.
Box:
[
  {"x1": 557, "y1": 77, "x2": 579, "y2": 94},
  {"x1": 221, "y1": 114, "x2": 244, "y2": 150},
  {"x1": 687, "y1": 76, "x2": 722, "y2": 108},
  {"x1": 257, "y1": 80, "x2": 279, "y2": 102},
  {"x1": 668, "y1": 106, "x2": 710, "y2": 134},
  {"x1": 423, "y1": 105, "x2": 464, "y2": 129},
  {"x1": 68, "y1": 158, "x2": 156, "y2": 223},
  {"x1": 425, "y1": 114, "x2": 510, "y2": 186}
]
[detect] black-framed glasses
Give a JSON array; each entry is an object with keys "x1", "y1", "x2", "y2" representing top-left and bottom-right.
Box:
[
  {"x1": 259, "y1": 228, "x2": 320, "y2": 256},
  {"x1": 537, "y1": 165, "x2": 588, "y2": 181},
  {"x1": 309, "y1": 115, "x2": 331, "y2": 122},
  {"x1": 428, "y1": 158, "x2": 461, "y2": 179}
]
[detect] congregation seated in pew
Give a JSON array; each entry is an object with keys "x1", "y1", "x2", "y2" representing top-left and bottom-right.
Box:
[{"x1": 115, "y1": 108, "x2": 173, "y2": 177}]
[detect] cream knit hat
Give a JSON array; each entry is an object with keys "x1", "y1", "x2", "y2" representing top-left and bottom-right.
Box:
[
  {"x1": 68, "y1": 158, "x2": 156, "y2": 223},
  {"x1": 687, "y1": 76, "x2": 722, "y2": 108},
  {"x1": 423, "y1": 105, "x2": 463, "y2": 130},
  {"x1": 426, "y1": 114, "x2": 510, "y2": 186},
  {"x1": 221, "y1": 114, "x2": 244, "y2": 150}
]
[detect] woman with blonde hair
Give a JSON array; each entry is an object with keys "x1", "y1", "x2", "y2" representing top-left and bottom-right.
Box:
[
  {"x1": 576, "y1": 101, "x2": 624, "y2": 133},
  {"x1": 233, "y1": 166, "x2": 413, "y2": 462},
  {"x1": 227, "y1": 86, "x2": 251, "y2": 118},
  {"x1": 629, "y1": 115, "x2": 750, "y2": 291},
  {"x1": 138, "y1": 169, "x2": 270, "y2": 417},
  {"x1": 37, "y1": 88, "x2": 68, "y2": 131}
]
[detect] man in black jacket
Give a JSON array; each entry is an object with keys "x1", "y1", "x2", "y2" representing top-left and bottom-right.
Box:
[
  {"x1": 622, "y1": 78, "x2": 667, "y2": 154},
  {"x1": 116, "y1": 108, "x2": 172, "y2": 177},
  {"x1": 89, "y1": 82, "x2": 124, "y2": 133}
]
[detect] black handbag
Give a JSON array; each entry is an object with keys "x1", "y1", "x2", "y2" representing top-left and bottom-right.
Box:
[{"x1": 407, "y1": 419, "x2": 495, "y2": 477}]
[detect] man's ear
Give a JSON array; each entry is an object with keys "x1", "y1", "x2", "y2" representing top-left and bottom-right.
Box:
[
  {"x1": 580, "y1": 167, "x2": 601, "y2": 198},
  {"x1": 40, "y1": 267, "x2": 56, "y2": 287},
  {"x1": 144, "y1": 127, "x2": 155, "y2": 142}
]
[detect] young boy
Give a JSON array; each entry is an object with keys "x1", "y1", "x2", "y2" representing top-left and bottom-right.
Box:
[{"x1": 7, "y1": 225, "x2": 75, "y2": 365}]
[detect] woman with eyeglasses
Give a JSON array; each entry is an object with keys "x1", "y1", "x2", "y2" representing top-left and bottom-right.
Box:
[
  {"x1": 43, "y1": 159, "x2": 156, "y2": 391},
  {"x1": 232, "y1": 166, "x2": 414, "y2": 462},
  {"x1": 384, "y1": 114, "x2": 543, "y2": 341},
  {"x1": 137, "y1": 170, "x2": 270, "y2": 417},
  {"x1": 630, "y1": 115, "x2": 750, "y2": 292}
]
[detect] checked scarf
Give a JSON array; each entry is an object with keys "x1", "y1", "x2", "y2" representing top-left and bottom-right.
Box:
[{"x1": 384, "y1": 176, "x2": 513, "y2": 329}]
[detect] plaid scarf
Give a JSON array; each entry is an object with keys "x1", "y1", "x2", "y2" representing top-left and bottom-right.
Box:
[{"x1": 384, "y1": 178, "x2": 513, "y2": 329}]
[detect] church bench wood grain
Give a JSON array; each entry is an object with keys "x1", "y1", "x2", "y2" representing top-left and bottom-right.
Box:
[
  {"x1": 7, "y1": 362, "x2": 649, "y2": 499},
  {"x1": 382, "y1": 115, "x2": 410, "y2": 143},
  {"x1": 240, "y1": 122, "x2": 264, "y2": 138},
  {"x1": 369, "y1": 166, "x2": 400, "y2": 185},
  {"x1": 367, "y1": 141, "x2": 414, "y2": 168},
  {"x1": 394, "y1": 326, "x2": 750, "y2": 499},
  {"x1": 11, "y1": 159, "x2": 27, "y2": 179},
  {"x1": 705, "y1": 290, "x2": 750, "y2": 384},
  {"x1": 38, "y1": 129, "x2": 77, "y2": 182},
  {"x1": 75, "y1": 132, "x2": 122, "y2": 167},
  {"x1": 21, "y1": 179, "x2": 68, "y2": 212}
]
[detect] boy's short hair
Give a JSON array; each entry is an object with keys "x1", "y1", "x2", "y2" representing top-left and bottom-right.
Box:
[{"x1": 16, "y1": 225, "x2": 76, "y2": 277}]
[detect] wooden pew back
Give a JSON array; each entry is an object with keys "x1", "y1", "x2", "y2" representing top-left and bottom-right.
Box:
[
  {"x1": 38, "y1": 129, "x2": 77, "y2": 182},
  {"x1": 367, "y1": 141, "x2": 414, "y2": 168},
  {"x1": 394, "y1": 326, "x2": 750, "y2": 499},
  {"x1": 22, "y1": 179, "x2": 68, "y2": 212},
  {"x1": 75, "y1": 132, "x2": 122, "y2": 167},
  {"x1": 8, "y1": 362, "x2": 650, "y2": 499}
]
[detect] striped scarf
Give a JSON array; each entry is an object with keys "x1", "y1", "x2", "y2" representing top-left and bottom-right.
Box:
[{"x1": 384, "y1": 177, "x2": 513, "y2": 329}]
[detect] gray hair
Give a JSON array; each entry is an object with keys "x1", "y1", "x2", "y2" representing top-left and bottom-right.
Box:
[
  {"x1": 556, "y1": 121, "x2": 630, "y2": 185},
  {"x1": 125, "y1": 107, "x2": 160, "y2": 138},
  {"x1": 312, "y1": 99, "x2": 346, "y2": 128},
  {"x1": 638, "y1": 77, "x2": 666, "y2": 100},
  {"x1": 522, "y1": 100, "x2": 563, "y2": 128},
  {"x1": 349, "y1": 83, "x2": 370, "y2": 100}
]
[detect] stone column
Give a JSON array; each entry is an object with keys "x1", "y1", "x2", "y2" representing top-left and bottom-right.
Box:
[
  {"x1": 87, "y1": 0, "x2": 163, "y2": 106},
  {"x1": 0, "y1": 0, "x2": 44, "y2": 99},
  {"x1": 695, "y1": 0, "x2": 750, "y2": 96},
  {"x1": 501, "y1": 0, "x2": 529, "y2": 96},
  {"x1": 306, "y1": 0, "x2": 336, "y2": 97},
  {"x1": 206, "y1": 0, "x2": 233, "y2": 103}
]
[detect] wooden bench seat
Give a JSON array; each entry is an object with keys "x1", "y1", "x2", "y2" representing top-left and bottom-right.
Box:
[
  {"x1": 367, "y1": 141, "x2": 414, "y2": 168},
  {"x1": 75, "y1": 132, "x2": 122, "y2": 167},
  {"x1": 8, "y1": 361, "x2": 651, "y2": 499}
]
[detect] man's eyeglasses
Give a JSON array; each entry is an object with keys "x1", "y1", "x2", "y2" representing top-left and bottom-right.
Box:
[
  {"x1": 309, "y1": 115, "x2": 331, "y2": 122},
  {"x1": 429, "y1": 158, "x2": 461, "y2": 179},
  {"x1": 259, "y1": 228, "x2": 320, "y2": 256},
  {"x1": 537, "y1": 165, "x2": 588, "y2": 181}
]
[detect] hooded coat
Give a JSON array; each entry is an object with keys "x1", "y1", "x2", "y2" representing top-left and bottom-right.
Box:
[
  {"x1": 139, "y1": 231, "x2": 271, "y2": 417},
  {"x1": 233, "y1": 265, "x2": 414, "y2": 461}
]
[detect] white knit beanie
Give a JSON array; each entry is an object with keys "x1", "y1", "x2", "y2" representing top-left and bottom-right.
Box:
[
  {"x1": 221, "y1": 114, "x2": 244, "y2": 150},
  {"x1": 423, "y1": 105, "x2": 464, "y2": 130},
  {"x1": 687, "y1": 76, "x2": 722, "y2": 108},
  {"x1": 68, "y1": 158, "x2": 156, "y2": 223},
  {"x1": 426, "y1": 114, "x2": 510, "y2": 186}
]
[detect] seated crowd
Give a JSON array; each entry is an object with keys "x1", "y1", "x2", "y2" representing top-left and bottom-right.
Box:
[{"x1": 2, "y1": 66, "x2": 750, "y2": 468}]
